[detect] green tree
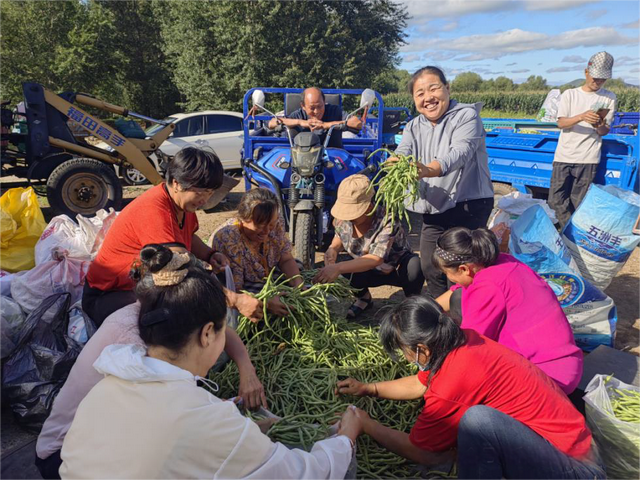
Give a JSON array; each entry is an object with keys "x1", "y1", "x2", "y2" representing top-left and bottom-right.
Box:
[
  {"x1": 96, "y1": 0, "x2": 181, "y2": 118},
  {"x1": 159, "y1": 0, "x2": 407, "y2": 111},
  {"x1": 371, "y1": 68, "x2": 412, "y2": 94},
  {"x1": 604, "y1": 77, "x2": 631, "y2": 89},
  {"x1": 494, "y1": 76, "x2": 515, "y2": 91},
  {"x1": 451, "y1": 72, "x2": 483, "y2": 92},
  {"x1": 519, "y1": 75, "x2": 548, "y2": 91},
  {"x1": 480, "y1": 79, "x2": 495, "y2": 91},
  {"x1": 0, "y1": 0, "x2": 89, "y2": 103}
]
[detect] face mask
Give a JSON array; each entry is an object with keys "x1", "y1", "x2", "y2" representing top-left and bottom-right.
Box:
[{"x1": 413, "y1": 346, "x2": 430, "y2": 372}]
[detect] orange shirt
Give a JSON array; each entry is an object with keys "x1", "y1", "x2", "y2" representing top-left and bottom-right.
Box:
[{"x1": 86, "y1": 184, "x2": 198, "y2": 291}]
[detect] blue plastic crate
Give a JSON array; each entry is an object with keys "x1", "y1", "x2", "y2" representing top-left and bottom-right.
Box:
[{"x1": 610, "y1": 112, "x2": 639, "y2": 135}]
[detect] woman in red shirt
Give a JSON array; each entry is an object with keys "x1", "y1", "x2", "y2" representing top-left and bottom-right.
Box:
[
  {"x1": 83, "y1": 147, "x2": 262, "y2": 326},
  {"x1": 336, "y1": 296, "x2": 604, "y2": 479}
]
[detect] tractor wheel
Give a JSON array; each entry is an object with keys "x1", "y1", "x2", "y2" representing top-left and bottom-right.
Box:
[
  {"x1": 293, "y1": 211, "x2": 315, "y2": 270},
  {"x1": 121, "y1": 166, "x2": 150, "y2": 186},
  {"x1": 47, "y1": 158, "x2": 123, "y2": 217}
]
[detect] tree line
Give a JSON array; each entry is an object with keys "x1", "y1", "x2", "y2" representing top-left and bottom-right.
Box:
[{"x1": 1, "y1": 0, "x2": 407, "y2": 118}]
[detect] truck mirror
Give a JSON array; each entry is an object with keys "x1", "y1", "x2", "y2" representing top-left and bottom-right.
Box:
[
  {"x1": 252, "y1": 90, "x2": 266, "y2": 108},
  {"x1": 360, "y1": 89, "x2": 376, "y2": 109}
]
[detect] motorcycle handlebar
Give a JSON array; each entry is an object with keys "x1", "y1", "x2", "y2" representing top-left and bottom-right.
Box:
[{"x1": 356, "y1": 163, "x2": 377, "y2": 177}]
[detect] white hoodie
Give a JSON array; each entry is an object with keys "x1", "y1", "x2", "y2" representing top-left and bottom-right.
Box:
[{"x1": 60, "y1": 344, "x2": 353, "y2": 479}]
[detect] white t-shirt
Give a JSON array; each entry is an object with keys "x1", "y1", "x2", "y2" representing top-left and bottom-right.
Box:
[{"x1": 554, "y1": 87, "x2": 616, "y2": 164}]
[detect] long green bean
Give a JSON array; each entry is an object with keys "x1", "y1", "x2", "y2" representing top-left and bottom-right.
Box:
[{"x1": 367, "y1": 149, "x2": 420, "y2": 231}]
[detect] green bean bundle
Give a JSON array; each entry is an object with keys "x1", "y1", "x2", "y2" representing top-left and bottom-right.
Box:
[
  {"x1": 368, "y1": 149, "x2": 420, "y2": 230},
  {"x1": 610, "y1": 388, "x2": 640, "y2": 423}
]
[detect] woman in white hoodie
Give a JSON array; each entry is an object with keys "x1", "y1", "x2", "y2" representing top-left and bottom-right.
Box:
[{"x1": 60, "y1": 244, "x2": 361, "y2": 479}]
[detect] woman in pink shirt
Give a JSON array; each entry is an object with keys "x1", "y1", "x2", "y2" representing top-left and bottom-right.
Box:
[{"x1": 433, "y1": 227, "x2": 582, "y2": 394}]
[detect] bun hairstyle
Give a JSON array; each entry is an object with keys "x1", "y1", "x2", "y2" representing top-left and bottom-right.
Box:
[
  {"x1": 379, "y1": 296, "x2": 465, "y2": 383},
  {"x1": 133, "y1": 244, "x2": 227, "y2": 352},
  {"x1": 237, "y1": 188, "x2": 280, "y2": 226},
  {"x1": 432, "y1": 227, "x2": 500, "y2": 271}
]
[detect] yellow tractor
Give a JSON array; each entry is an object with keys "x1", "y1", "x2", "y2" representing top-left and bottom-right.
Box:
[{"x1": 1, "y1": 82, "x2": 174, "y2": 216}]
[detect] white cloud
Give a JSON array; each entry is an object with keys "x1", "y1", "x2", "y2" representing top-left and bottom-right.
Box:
[
  {"x1": 403, "y1": 54, "x2": 423, "y2": 63},
  {"x1": 401, "y1": 1, "x2": 513, "y2": 25},
  {"x1": 506, "y1": 62, "x2": 517, "y2": 66},
  {"x1": 547, "y1": 65, "x2": 586, "y2": 73},
  {"x1": 630, "y1": 67, "x2": 640, "y2": 73},
  {"x1": 616, "y1": 56, "x2": 640, "y2": 67},
  {"x1": 422, "y1": 50, "x2": 458, "y2": 62},
  {"x1": 562, "y1": 55, "x2": 588, "y2": 63},
  {"x1": 523, "y1": 0, "x2": 600, "y2": 11},
  {"x1": 401, "y1": 27, "x2": 637, "y2": 62},
  {"x1": 586, "y1": 8, "x2": 607, "y2": 20},
  {"x1": 621, "y1": 19, "x2": 639, "y2": 29},
  {"x1": 441, "y1": 21, "x2": 459, "y2": 32},
  {"x1": 511, "y1": 69, "x2": 530, "y2": 73}
]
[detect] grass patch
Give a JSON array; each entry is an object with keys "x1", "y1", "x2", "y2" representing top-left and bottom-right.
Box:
[{"x1": 480, "y1": 109, "x2": 535, "y2": 119}]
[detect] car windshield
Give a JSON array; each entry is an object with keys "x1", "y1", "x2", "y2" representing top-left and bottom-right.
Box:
[{"x1": 145, "y1": 116, "x2": 178, "y2": 136}]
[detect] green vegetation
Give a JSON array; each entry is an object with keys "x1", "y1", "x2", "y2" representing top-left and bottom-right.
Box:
[
  {"x1": 214, "y1": 270, "x2": 432, "y2": 478},
  {"x1": 1, "y1": 0, "x2": 407, "y2": 117},
  {"x1": 383, "y1": 90, "x2": 639, "y2": 116}
]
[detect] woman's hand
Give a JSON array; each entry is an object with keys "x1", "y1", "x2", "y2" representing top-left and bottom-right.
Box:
[
  {"x1": 238, "y1": 369, "x2": 268, "y2": 410},
  {"x1": 336, "y1": 377, "x2": 374, "y2": 397},
  {"x1": 324, "y1": 247, "x2": 338, "y2": 265},
  {"x1": 255, "y1": 418, "x2": 278, "y2": 434},
  {"x1": 235, "y1": 293, "x2": 263, "y2": 322},
  {"x1": 209, "y1": 252, "x2": 230, "y2": 274},
  {"x1": 336, "y1": 406, "x2": 368, "y2": 443},
  {"x1": 313, "y1": 264, "x2": 341, "y2": 284},
  {"x1": 267, "y1": 295, "x2": 290, "y2": 316}
]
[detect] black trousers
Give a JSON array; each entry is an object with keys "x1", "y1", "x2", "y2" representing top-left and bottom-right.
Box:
[
  {"x1": 35, "y1": 450, "x2": 62, "y2": 479},
  {"x1": 548, "y1": 162, "x2": 598, "y2": 228},
  {"x1": 420, "y1": 198, "x2": 494, "y2": 298},
  {"x1": 348, "y1": 253, "x2": 424, "y2": 298},
  {"x1": 82, "y1": 282, "x2": 136, "y2": 328}
]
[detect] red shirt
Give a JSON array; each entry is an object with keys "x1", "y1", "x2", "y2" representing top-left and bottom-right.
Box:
[
  {"x1": 409, "y1": 330, "x2": 592, "y2": 459},
  {"x1": 86, "y1": 184, "x2": 199, "y2": 291}
]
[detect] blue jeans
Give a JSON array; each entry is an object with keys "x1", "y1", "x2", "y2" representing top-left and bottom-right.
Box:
[{"x1": 457, "y1": 406, "x2": 605, "y2": 479}]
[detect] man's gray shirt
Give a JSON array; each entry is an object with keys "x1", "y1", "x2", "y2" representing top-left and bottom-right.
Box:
[{"x1": 395, "y1": 100, "x2": 494, "y2": 215}]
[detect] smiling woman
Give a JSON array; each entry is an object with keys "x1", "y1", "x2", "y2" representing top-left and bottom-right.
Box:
[
  {"x1": 82, "y1": 146, "x2": 264, "y2": 326},
  {"x1": 394, "y1": 66, "x2": 495, "y2": 298}
]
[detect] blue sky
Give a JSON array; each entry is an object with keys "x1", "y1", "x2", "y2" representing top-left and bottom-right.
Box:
[{"x1": 397, "y1": 0, "x2": 640, "y2": 85}]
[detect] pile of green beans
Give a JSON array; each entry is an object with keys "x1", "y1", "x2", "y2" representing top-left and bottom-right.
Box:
[
  {"x1": 585, "y1": 376, "x2": 640, "y2": 479},
  {"x1": 610, "y1": 387, "x2": 640, "y2": 423},
  {"x1": 367, "y1": 149, "x2": 420, "y2": 230},
  {"x1": 212, "y1": 269, "x2": 455, "y2": 478}
]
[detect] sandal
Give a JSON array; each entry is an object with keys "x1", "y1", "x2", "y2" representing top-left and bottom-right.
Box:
[{"x1": 346, "y1": 295, "x2": 373, "y2": 319}]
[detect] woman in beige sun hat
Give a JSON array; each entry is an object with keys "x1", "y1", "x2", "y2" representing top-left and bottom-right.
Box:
[{"x1": 313, "y1": 174, "x2": 424, "y2": 318}]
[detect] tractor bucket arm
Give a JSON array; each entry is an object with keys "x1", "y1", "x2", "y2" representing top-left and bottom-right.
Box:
[{"x1": 42, "y1": 88, "x2": 164, "y2": 184}]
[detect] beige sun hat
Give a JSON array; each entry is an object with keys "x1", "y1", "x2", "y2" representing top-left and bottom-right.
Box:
[{"x1": 331, "y1": 174, "x2": 374, "y2": 221}]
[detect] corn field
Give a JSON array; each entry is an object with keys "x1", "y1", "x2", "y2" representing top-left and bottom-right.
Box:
[{"x1": 383, "y1": 89, "x2": 640, "y2": 116}]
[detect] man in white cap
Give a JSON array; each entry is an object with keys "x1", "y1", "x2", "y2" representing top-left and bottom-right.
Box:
[{"x1": 548, "y1": 51, "x2": 617, "y2": 227}]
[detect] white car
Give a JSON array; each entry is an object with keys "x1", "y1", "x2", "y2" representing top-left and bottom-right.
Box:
[{"x1": 119, "y1": 110, "x2": 245, "y2": 185}]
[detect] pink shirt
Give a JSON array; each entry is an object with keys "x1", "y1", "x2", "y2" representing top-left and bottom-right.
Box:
[
  {"x1": 36, "y1": 303, "x2": 143, "y2": 459},
  {"x1": 456, "y1": 254, "x2": 582, "y2": 394}
]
